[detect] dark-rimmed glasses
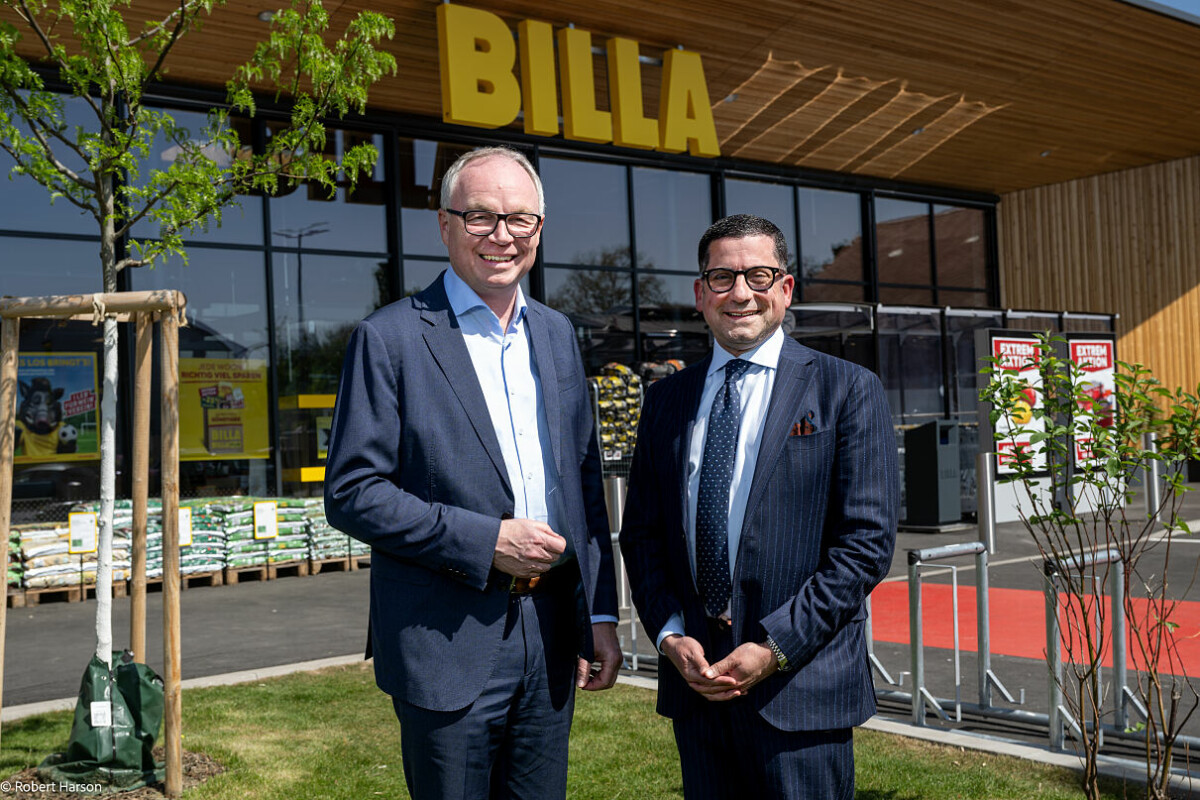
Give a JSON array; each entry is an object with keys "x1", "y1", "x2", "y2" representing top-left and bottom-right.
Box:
[
  {"x1": 701, "y1": 266, "x2": 785, "y2": 293},
  {"x1": 445, "y1": 208, "x2": 543, "y2": 238}
]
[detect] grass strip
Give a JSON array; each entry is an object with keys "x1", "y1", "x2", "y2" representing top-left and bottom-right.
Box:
[{"x1": 0, "y1": 663, "x2": 1134, "y2": 798}]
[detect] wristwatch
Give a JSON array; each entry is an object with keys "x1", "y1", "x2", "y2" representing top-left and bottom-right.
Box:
[{"x1": 765, "y1": 635, "x2": 792, "y2": 672}]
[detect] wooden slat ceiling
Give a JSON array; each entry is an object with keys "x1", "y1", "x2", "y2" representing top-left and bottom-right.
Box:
[{"x1": 10, "y1": 0, "x2": 1200, "y2": 195}]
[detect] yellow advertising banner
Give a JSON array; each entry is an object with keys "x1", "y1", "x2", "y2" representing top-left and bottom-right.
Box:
[{"x1": 179, "y1": 358, "x2": 270, "y2": 461}]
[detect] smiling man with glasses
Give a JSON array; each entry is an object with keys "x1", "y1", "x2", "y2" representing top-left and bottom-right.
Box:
[
  {"x1": 620, "y1": 214, "x2": 899, "y2": 800},
  {"x1": 324, "y1": 146, "x2": 621, "y2": 800}
]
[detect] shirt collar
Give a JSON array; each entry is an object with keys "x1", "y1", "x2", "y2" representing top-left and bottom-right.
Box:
[
  {"x1": 707, "y1": 326, "x2": 785, "y2": 379},
  {"x1": 443, "y1": 268, "x2": 528, "y2": 329}
]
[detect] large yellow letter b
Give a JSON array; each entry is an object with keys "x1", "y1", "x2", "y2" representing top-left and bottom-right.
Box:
[{"x1": 438, "y1": 4, "x2": 521, "y2": 129}]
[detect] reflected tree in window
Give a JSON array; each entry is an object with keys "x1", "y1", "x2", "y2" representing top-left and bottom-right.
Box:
[{"x1": 549, "y1": 247, "x2": 668, "y2": 315}]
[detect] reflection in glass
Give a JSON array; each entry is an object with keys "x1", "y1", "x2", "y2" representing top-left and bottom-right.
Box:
[
  {"x1": 269, "y1": 126, "x2": 386, "y2": 252},
  {"x1": 879, "y1": 284, "x2": 934, "y2": 305},
  {"x1": 1062, "y1": 314, "x2": 1114, "y2": 333},
  {"x1": 633, "y1": 167, "x2": 711, "y2": 272},
  {"x1": 131, "y1": 248, "x2": 268, "y2": 359},
  {"x1": 790, "y1": 304, "x2": 875, "y2": 371},
  {"x1": 1006, "y1": 311, "x2": 1060, "y2": 333},
  {"x1": 130, "y1": 106, "x2": 262, "y2": 245},
  {"x1": 544, "y1": 267, "x2": 635, "y2": 373},
  {"x1": 723, "y1": 178, "x2": 797, "y2": 262},
  {"x1": 800, "y1": 280, "x2": 865, "y2": 303},
  {"x1": 398, "y1": 138, "x2": 474, "y2": 257},
  {"x1": 938, "y1": 289, "x2": 989, "y2": 309},
  {"x1": 934, "y1": 205, "x2": 987, "y2": 289},
  {"x1": 798, "y1": 188, "x2": 862, "y2": 284},
  {"x1": 273, "y1": 253, "x2": 393, "y2": 395},
  {"x1": 541, "y1": 158, "x2": 628, "y2": 265},
  {"x1": 637, "y1": 272, "x2": 708, "y2": 368},
  {"x1": 875, "y1": 198, "x2": 931, "y2": 287},
  {"x1": 0, "y1": 237, "x2": 104, "y2": 296},
  {"x1": 0, "y1": 95, "x2": 98, "y2": 236},
  {"x1": 877, "y1": 308, "x2": 943, "y2": 423}
]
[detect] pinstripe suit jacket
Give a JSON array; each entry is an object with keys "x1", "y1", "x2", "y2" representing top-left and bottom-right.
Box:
[
  {"x1": 620, "y1": 335, "x2": 898, "y2": 731},
  {"x1": 323, "y1": 273, "x2": 618, "y2": 712}
]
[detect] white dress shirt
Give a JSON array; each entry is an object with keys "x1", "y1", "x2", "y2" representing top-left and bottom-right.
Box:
[
  {"x1": 657, "y1": 326, "x2": 785, "y2": 647},
  {"x1": 444, "y1": 269, "x2": 616, "y2": 625}
]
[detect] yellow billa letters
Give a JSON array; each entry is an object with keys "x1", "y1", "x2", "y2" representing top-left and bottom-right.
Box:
[
  {"x1": 437, "y1": 3, "x2": 720, "y2": 157},
  {"x1": 607, "y1": 37, "x2": 659, "y2": 150},
  {"x1": 659, "y1": 49, "x2": 720, "y2": 157},
  {"x1": 437, "y1": 3, "x2": 520, "y2": 128},
  {"x1": 558, "y1": 26, "x2": 612, "y2": 143},
  {"x1": 518, "y1": 19, "x2": 558, "y2": 136}
]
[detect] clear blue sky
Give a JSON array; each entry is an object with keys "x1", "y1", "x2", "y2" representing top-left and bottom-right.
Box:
[{"x1": 1126, "y1": 0, "x2": 1200, "y2": 21}]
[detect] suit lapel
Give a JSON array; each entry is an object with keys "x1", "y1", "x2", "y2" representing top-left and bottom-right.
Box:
[
  {"x1": 418, "y1": 279, "x2": 511, "y2": 494},
  {"x1": 742, "y1": 338, "x2": 816, "y2": 523},
  {"x1": 525, "y1": 304, "x2": 563, "y2": 478}
]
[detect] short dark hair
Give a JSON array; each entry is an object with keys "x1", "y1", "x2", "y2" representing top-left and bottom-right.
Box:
[{"x1": 697, "y1": 214, "x2": 789, "y2": 271}]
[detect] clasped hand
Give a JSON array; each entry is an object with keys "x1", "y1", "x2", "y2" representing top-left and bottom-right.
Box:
[
  {"x1": 492, "y1": 518, "x2": 565, "y2": 578},
  {"x1": 661, "y1": 635, "x2": 778, "y2": 702}
]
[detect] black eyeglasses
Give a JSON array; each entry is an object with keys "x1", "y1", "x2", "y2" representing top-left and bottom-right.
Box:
[
  {"x1": 445, "y1": 208, "x2": 543, "y2": 238},
  {"x1": 701, "y1": 267, "x2": 785, "y2": 293}
]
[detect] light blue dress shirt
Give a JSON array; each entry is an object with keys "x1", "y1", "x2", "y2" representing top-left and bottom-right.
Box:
[
  {"x1": 443, "y1": 269, "x2": 616, "y2": 625},
  {"x1": 657, "y1": 326, "x2": 785, "y2": 647}
]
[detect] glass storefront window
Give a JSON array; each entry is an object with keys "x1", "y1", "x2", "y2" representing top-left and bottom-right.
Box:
[
  {"x1": 723, "y1": 178, "x2": 797, "y2": 262},
  {"x1": 879, "y1": 284, "x2": 934, "y2": 305},
  {"x1": 1, "y1": 237, "x2": 104, "y2": 295},
  {"x1": 0, "y1": 95, "x2": 99, "y2": 236},
  {"x1": 269, "y1": 126, "x2": 387, "y2": 253},
  {"x1": 934, "y1": 204, "x2": 987, "y2": 289},
  {"x1": 790, "y1": 304, "x2": 875, "y2": 371},
  {"x1": 273, "y1": 253, "x2": 393, "y2": 395},
  {"x1": 637, "y1": 272, "x2": 707, "y2": 368},
  {"x1": 131, "y1": 248, "x2": 269, "y2": 359},
  {"x1": 130, "y1": 107, "x2": 263, "y2": 245},
  {"x1": 939, "y1": 289, "x2": 990, "y2": 308},
  {"x1": 398, "y1": 138, "x2": 474, "y2": 257},
  {"x1": 541, "y1": 157, "x2": 629, "y2": 266},
  {"x1": 798, "y1": 188, "x2": 863, "y2": 285},
  {"x1": 877, "y1": 307, "x2": 944, "y2": 424},
  {"x1": 875, "y1": 197, "x2": 932, "y2": 287},
  {"x1": 633, "y1": 167, "x2": 711, "y2": 272},
  {"x1": 800, "y1": 280, "x2": 866, "y2": 303},
  {"x1": 544, "y1": 267, "x2": 635, "y2": 373}
]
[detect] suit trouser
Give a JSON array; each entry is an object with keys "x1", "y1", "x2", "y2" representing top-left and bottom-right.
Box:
[
  {"x1": 393, "y1": 590, "x2": 576, "y2": 800},
  {"x1": 671, "y1": 620, "x2": 854, "y2": 800}
]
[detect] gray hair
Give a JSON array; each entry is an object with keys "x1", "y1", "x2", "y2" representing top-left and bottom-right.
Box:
[{"x1": 439, "y1": 146, "x2": 545, "y2": 215}]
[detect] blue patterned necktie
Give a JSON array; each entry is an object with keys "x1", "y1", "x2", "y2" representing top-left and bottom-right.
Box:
[{"x1": 695, "y1": 358, "x2": 750, "y2": 618}]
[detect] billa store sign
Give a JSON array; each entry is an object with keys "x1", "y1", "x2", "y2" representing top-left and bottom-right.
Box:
[{"x1": 437, "y1": 3, "x2": 720, "y2": 157}]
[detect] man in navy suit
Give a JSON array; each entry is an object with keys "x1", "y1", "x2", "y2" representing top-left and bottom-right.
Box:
[
  {"x1": 620, "y1": 214, "x2": 898, "y2": 799},
  {"x1": 324, "y1": 146, "x2": 622, "y2": 800}
]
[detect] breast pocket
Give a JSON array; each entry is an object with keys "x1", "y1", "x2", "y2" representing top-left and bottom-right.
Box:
[{"x1": 788, "y1": 429, "x2": 834, "y2": 452}]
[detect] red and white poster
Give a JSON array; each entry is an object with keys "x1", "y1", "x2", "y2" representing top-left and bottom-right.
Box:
[
  {"x1": 990, "y1": 335, "x2": 1046, "y2": 474},
  {"x1": 1069, "y1": 338, "x2": 1116, "y2": 469}
]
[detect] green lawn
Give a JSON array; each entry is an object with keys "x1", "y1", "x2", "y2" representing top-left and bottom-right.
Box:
[{"x1": 0, "y1": 663, "x2": 1133, "y2": 798}]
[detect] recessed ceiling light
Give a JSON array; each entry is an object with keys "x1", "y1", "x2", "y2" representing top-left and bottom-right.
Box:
[
  {"x1": 1039, "y1": 150, "x2": 1052, "y2": 157},
  {"x1": 912, "y1": 127, "x2": 925, "y2": 135},
  {"x1": 724, "y1": 93, "x2": 739, "y2": 103},
  {"x1": 257, "y1": 10, "x2": 275, "y2": 22}
]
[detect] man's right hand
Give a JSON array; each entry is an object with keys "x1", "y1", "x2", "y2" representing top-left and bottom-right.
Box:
[
  {"x1": 661, "y1": 634, "x2": 738, "y2": 699},
  {"x1": 492, "y1": 518, "x2": 566, "y2": 578}
]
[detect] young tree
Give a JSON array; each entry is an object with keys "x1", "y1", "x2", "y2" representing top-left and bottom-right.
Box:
[
  {"x1": 0, "y1": 0, "x2": 395, "y2": 669},
  {"x1": 981, "y1": 336, "x2": 1200, "y2": 799}
]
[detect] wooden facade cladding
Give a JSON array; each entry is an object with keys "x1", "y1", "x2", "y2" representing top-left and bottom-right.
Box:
[{"x1": 998, "y1": 155, "x2": 1200, "y2": 395}]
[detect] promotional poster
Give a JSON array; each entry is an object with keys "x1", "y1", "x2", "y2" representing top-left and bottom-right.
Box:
[
  {"x1": 990, "y1": 335, "x2": 1046, "y2": 474},
  {"x1": 13, "y1": 352, "x2": 99, "y2": 464},
  {"x1": 1068, "y1": 338, "x2": 1117, "y2": 469},
  {"x1": 179, "y1": 358, "x2": 270, "y2": 460}
]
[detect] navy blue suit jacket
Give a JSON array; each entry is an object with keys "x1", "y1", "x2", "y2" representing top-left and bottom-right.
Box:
[
  {"x1": 324, "y1": 273, "x2": 618, "y2": 712},
  {"x1": 620, "y1": 336, "x2": 898, "y2": 731}
]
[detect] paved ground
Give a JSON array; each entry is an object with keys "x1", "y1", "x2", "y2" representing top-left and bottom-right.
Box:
[{"x1": 3, "y1": 484, "x2": 1199, "y2": 794}]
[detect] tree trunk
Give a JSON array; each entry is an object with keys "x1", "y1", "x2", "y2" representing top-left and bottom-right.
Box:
[{"x1": 94, "y1": 315, "x2": 117, "y2": 666}]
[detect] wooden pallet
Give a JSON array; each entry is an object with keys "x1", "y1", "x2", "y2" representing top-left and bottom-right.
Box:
[
  {"x1": 308, "y1": 556, "x2": 352, "y2": 575},
  {"x1": 223, "y1": 564, "x2": 269, "y2": 585},
  {"x1": 12, "y1": 585, "x2": 83, "y2": 607},
  {"x1": 267, "y1": 560, "x2": 310, "y2": 580},
  {"x1": 349, "y1": 554, "x2": 371, "y2": 571},
  {"x1": 86, "y1": 580, "x2": 128, "y2": 601},
  {"x1": 141, "y1": 570, "x2": 225, "y2": 591}
]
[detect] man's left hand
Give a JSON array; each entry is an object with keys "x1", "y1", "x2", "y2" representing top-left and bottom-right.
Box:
[
  {"x1": 576, "y1": 622, "x2": 622, "y2": 691},
  {"x1": 698, "y1": 642, "x2": 779, "y2": 701}
]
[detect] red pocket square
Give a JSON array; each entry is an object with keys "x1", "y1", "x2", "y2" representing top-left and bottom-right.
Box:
[{"x1": 790, "y1": 418, "x2": 816, "y2": 436}]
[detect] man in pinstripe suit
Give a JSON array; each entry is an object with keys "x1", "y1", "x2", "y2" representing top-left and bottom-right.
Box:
[{"x1": 620, "y1": 214, "x2": 899, "y2": 799}]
